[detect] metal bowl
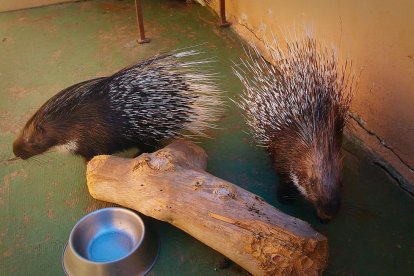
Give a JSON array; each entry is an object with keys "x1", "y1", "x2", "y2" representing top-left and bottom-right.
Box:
[{"x1": 62, "y1": 207, "x2": 158, "y2": 276}]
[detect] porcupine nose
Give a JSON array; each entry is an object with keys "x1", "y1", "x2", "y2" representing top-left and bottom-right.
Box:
[
  {"x1": 317, "y1": 199, "x2": 341, "y2": 223},
  {"x1": 12, "y1": 139, "x2": 29, "y2": 160}
]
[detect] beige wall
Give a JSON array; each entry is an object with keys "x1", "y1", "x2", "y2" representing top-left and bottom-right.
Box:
[
  {"x1": 0, "y1": 0, "x2": 73, "y2": 12},
  {"x1": 209, "y1": 0, "x2": 414, "y2": 190}
]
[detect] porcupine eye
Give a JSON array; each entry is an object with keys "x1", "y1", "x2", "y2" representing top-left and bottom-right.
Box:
[
  {"x1": 29, "y1": 125, "x2": 46, "y2": 145},
  {"x1": 308, "y1": 178, "x2": 319, "y2": 197}
]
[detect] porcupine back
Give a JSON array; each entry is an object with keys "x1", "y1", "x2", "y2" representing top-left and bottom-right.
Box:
[
  {"x1": 13, "y1": 49, "x2": 223, "y2": 160},
  {"x1": 234, "y1": 36, "x2": 354, "y2": 148},
  {"x1": 107, "y1": 49, "x2": 223, "y2": 141}
]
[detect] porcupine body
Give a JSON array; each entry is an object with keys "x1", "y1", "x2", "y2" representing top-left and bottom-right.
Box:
[
  {"x1": 234, "y1": 35, "x2": 355, "y2": 221},
  {"x1": 13, "y1": 50, "x2": 223, "y2": 161}
]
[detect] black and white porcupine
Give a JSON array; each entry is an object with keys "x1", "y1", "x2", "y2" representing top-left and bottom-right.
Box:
[
  {"x1": 234, "y1": 35, "x2": 356, "y2": 221},
  {"x1": 13, "y1": 49, "x2": 223, "y2": 161}
]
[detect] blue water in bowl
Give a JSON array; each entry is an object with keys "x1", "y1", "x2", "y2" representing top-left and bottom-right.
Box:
[{"x1": 87, "y1": 231, "x2": 134, "y2": 262}]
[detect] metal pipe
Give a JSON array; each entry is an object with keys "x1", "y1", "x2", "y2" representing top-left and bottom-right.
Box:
[
  {"x1": 219, "y1": 0, "x2": 230, "y2": 27},
  {"x1": 135, "y1": 0, "x2": 150, "y2": 44}
]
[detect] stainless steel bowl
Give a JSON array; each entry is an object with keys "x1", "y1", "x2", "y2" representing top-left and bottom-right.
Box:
[{"x1": 62, "y1": 207, "x2": 158, "y2": 276}]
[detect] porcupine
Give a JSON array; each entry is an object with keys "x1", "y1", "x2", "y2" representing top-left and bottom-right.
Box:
[
  {"x1": 234, "y1": 35, "x2": 356, "y2": 221},
  {"x1": 13, "y1": 49, "x2": 223, "y2": 161}
]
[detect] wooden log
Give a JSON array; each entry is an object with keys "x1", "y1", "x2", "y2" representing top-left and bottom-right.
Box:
[{"x1": 86, "y1": 140, "x2": 328, "y2": 275}]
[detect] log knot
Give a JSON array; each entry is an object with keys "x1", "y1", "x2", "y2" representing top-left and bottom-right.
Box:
[
  {"x1": 133, "y1": 152, "x2": 176, "y2": 172},
  {"x1": 213, "y1": 183, "x2": 237, "y2": 200},
  {"x1": 192, "y1": 177, "x2": 205, "y2": 191}
]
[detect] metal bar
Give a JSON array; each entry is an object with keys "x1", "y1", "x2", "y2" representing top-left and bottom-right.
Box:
[
  {"x1": 219, "y1": 0, "x2": 230, "y2": 27},
  {"x1": 135, "y1": 0, "x2": 150, "y2": 44}
]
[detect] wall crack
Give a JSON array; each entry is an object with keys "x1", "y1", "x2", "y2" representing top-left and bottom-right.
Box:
[
  {"x1": 373, "y1": 161, "x2": 414, "y2": 197},
  {"x1": 349, "y1": 112, "x2": 414, "y2": 173},
  {"x1": 234, "y1": 20, "x2": 267, "y2": 46}
]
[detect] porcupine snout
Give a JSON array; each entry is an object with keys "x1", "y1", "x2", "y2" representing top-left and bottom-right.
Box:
[
  {"x1": 291, "y1": 157, "x2": 343, "y2": 222},
  {"x1": 13, "y1": 138, "x2": 30, "y2": 160},
  {"x1": 316, "y1": 197, "x2": 341, "y2": 222}
]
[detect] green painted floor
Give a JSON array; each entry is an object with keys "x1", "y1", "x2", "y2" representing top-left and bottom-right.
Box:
[{"x1": 0, "y1": 0, "x2": 413, "y2": 275}]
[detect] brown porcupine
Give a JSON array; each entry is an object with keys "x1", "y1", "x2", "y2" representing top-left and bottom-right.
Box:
[
  {"x1": 234, "y1": 35, "x2": 356, "y2": 221},
  {"x1": 13, "y1": 49, "x2": 223, "y2": 161}
]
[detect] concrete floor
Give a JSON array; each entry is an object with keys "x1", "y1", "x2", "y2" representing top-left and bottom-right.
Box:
[{"x1": 0, "y1": 0, "x2": 413, "y2": 275}]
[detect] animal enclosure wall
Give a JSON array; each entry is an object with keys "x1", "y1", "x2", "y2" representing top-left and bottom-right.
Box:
[
  {"x1": 207, "y1": 0, "x2": 414, "y2": 193},
  {"x1": 0, "y1": 0, "x2": 73, "y2": 12}
]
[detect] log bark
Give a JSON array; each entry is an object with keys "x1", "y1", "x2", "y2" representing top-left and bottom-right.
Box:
[{"x1": 86, "y1": 140, "x2": 328, "y2": 275}]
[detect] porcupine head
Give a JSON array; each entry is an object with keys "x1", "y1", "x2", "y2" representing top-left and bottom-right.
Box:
[
  {"x1": 12, "y1": 78, "x2": 107, "y2": 160},
  {"x1": 234, "y1": 34, "x2": 355, "y2": 221}
]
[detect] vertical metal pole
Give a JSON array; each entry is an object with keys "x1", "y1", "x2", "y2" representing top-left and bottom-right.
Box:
[
  {"x1": 135, "y1": 0, "x2": 150, "y2": 44},
  {"x1": 219, "y1": 0, "x2": 230, "y2": 27}
]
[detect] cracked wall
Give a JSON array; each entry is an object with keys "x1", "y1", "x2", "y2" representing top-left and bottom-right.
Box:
[{"x1": 207, "y1": 0, "x2": 414, "y2": 193}]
